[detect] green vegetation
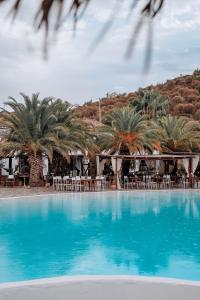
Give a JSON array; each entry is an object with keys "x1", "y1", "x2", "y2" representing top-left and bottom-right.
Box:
[
  {"x1": 0, "y1": 93, "x2": 93, "y2": 186},
  {"x1": 131, "y1": 90, "x2": 169, "y2": 119},
  {"x1": 151, "y1": 115, "x2": 200, "y2": 153},
  {"x1": 1, "y1": 73, "x2": 200, "y2": 187},
  {"x1": 77, "y1": 72, "x2": 200, "y2": 120},
  {"x1": 97, "y1": 107, "x2": 157, "y2": 154}
]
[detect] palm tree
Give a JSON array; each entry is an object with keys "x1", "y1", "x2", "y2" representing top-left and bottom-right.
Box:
[
  {"x1": 0, "y1": 93, "x2": 92, "y2": 186},
  {"x1": 152, "y1": 115, "x2": 200, "y2": 153},
  {"x1": 49, "y1": 98, "x2": 95, "y2": 158},
  {"x1": 97, "y1": 107, "x2": 156, "y2": 154},
  {"x1": 132, "y1": 90, "x2": 168, "y2": 119},
  {"x1": 149, "y1": 92, "x2": 168, "y2": 118}
]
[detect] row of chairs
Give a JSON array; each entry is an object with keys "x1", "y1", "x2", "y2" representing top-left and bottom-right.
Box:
[
  {"x1": 53, "y1": 176, "x2": 107, "y2": 192},
  {"x1": 123, "y1": 175, "x2": 195, "y2": 190},
  {"x1": 53, "y1": 174, "x2": 200, "y2": 191}
]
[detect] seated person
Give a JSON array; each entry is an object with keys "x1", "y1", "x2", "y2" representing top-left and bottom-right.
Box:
[{"x1": 103, "y1": 162, "x2": 114, "y2": 176}]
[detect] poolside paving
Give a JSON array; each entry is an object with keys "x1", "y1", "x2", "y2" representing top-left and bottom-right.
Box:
[{"x1": 0, "y1": 187, "x2": 59, "y2": 198}]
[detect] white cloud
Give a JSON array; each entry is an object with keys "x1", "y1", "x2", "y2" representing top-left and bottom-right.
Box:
[
  {"x1": 156, "y1": 0, "x2": 200, "y2": 33},
  {"x1": 0, "y1": 0, "x2": 199, "y2": 105}
]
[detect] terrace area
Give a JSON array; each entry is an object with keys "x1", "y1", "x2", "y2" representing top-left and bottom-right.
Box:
[{"x1": 1, "y1": 152, "x2": 200, "y2": 193}]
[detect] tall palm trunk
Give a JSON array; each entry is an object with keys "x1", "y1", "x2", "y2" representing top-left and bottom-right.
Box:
[{"x1": 28, "y1": 153, "x2": 43, "y2": 187}]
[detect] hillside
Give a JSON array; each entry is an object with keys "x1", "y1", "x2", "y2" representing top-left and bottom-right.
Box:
[{"x1": 77, "y1": 70, "x2": 200, "y2": 121}]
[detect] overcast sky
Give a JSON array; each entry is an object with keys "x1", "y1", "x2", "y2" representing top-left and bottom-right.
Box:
[{"x1": 0, "y1": 0, "x2": 199, "y2": 106}]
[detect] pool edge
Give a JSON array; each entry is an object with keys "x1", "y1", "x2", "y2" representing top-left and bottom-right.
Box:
[{"x1": 0, "y1": 275, "x2": 200, "y2": 289}]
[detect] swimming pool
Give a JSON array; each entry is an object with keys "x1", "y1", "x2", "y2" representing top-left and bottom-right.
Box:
[{"x1": 0, "y1": 190, "x2": 200, "y2": 283}]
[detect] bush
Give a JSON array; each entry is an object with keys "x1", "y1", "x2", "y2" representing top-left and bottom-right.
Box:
[
  {"x1": 174, "y1": 103, "x2": 195, "y2": 115},
  {"x1": 193, "y1": 69, "x2": 200, "y2": 76},
  {"x1": 172, "y1": 95, "x2": 184, "y2": 104},
  {"x1": 192, "y1": 80, "x2": 200, "y2": 92},
  {"x1": 194, "y1": 109, "x2": 200, "y2": 120}
]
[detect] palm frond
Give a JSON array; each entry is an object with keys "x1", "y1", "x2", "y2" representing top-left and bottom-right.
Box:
[
  {"x1": 98, "y1": 106, "x2": 156, "y2": 154},
  {"x1": 1, "y1": 93, "x2": 96, "y2": 161},
  {"x1": 0, "y1": 0, "x2": 165, "y2": 67},
  {"x1": 151, "y1": 115, "x2": 200, "y2": 153}
]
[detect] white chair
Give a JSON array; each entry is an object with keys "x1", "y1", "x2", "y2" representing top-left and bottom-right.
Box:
[
  {"x1": 146, "y1": 176, "x2": 157, "y2": 189},
  {"x1": 124, "y1": 176, "x2": 136, "y2": 189},
  {"x1": 75, "y1": 176, "x2": 82, "y2": 192},
  {"x1": 95, "y1": 176, "x2": 103, "y2": 191},
  {"x1": 83, "y1": 176, "x2": 92, "y2": 191},
  {"x1": 137, "y1": 176, "x2": 146, "y2": 189},
  {"x1": 181, "y1": 175, "x2": 190, "y2": 189},
  {"x1": 100, "y1": 176, "x2": 106, "y2": 190},
  {"x1": 160, "y1": 176, "x2": 166, "y2": 189},
  {"x1": 63, "y1": 176, "x2": 72, "y2": 191},
  {"x1": 124, "y1": 176, "x2": 129, "y2": 189},
  {"x1": 53, "y1": 176, "x2": 62, "y2": 191},
  {"x1": 194, "y1": 176, "x2": 199, "y2": 188},
  {"x1": 71, "y1": 177, "x2": 76, "y2": 191},
  {"x1": 53, "y1": 176, "x2": 57, "y2": 190},
  {"x1": 162, "y1": 175, "x2": 171, "y2": 189},
  {"x1": 99, "y1": 175, "x2": 109, "y2": 189}
]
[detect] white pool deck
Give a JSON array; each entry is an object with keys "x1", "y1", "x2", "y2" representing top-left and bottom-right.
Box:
[
  {"x1": 0, "y1": 275, "x2": 200, "y2": 300},
  {"x1": 0, "y1": 186, "x2": 199, "y2": 200},
  {"x1": 0, "y1": 188, "x2": 200, "y2": 299}
]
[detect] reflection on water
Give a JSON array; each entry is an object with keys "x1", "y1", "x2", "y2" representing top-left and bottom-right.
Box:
[
  {"x1": 0, "y1": 191, "x2": 200, "y2": 282},
  {"x1": 183, "y1": 196, "x2": 200, "y2": 219}
]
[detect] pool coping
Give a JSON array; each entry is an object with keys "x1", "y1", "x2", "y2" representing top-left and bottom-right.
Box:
[
  {"x1": 0, "y1": 188, "x2": 199, "y2": 201},
  {"x1": 0, "y1": 275, "x2": 200, "y2": 289}
]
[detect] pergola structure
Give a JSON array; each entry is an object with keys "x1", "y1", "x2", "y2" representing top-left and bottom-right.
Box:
[
  {"x1": 0, "y1": 150, "x2": 91, "y2": 178},
  {"x1": 96, "y1": 153, "x2": 200, "y2": 189}
]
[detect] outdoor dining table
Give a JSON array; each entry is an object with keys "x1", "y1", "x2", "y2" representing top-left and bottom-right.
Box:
[
  {"x1": 90, "y1": 178, "x2": 104, "y2": 191},
  {"x1": 127, "y1": 177, "x2": 142, "y2": 188},
  {"x1": 81, "y1": 178, "x2": 104, "y2": 192},
  {"x1": 152, "y1": 176, "x2": 163, "y2": 188},
  {"x1": 78, "y1": 178, "x2": 93, "y2": 191},
  {"x1": 66, "y1": 178, "x2": 104, "y2": 192},
  {"x1": 193, "y1": 177, "x2": 200, "y2": 188}
]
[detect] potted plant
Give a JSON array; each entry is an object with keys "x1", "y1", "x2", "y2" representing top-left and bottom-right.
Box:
[{"x1": 111, "y1": 176, "x2": 117, "y2": 190}]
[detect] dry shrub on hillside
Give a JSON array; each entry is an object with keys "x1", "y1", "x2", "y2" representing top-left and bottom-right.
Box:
[
  {"x1": 165, "y1": 80, "x2": 175, "y2": 89},
  {"x1": 174, "y1": 103, "x2": 195, "y2": 116},
  {"x1": 193, "y1": 69, "x2": 200, "y2": 76},
  {"x1": 171, "y1": 95, "x2": 184, "y2": 105},
  {"x1": 185, "y1": 77, "x2": 193, "y2": 84},
  {"x1": 187, "y1": 95, "x2": 200, "y2": 103},
  {"x1": 194, "y1": 109, "x2": 200, "y2": 120},
  {"x1": 192, "y1": 80, "x2": 200, "y2": 92},
  {"x1": 77, "y1": 72, "x2": 200, "y2": 121},
  {"x1": 194, "y1": 103, "x2": 200, "y2": 110}
]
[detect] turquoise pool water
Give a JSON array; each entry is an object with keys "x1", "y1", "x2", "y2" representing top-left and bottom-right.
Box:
[{"x1": 0, "y1": 191, "x2": 200, "y2": 283}]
